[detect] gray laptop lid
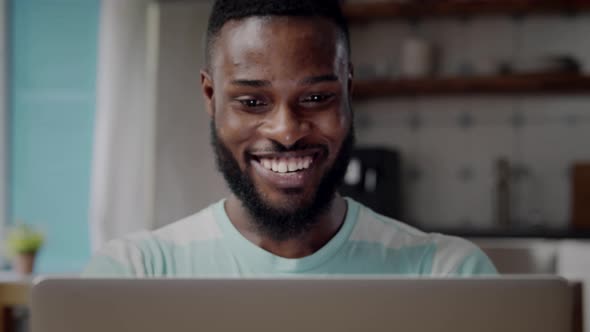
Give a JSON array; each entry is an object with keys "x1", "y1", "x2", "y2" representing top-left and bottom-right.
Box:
[{"x1": 31, "y1": 277, "x2": 571, "y2": 332}]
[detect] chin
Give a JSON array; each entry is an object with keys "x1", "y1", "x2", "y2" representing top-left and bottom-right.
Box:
[{"x1": 263, "y1": 188, "x2": 316, "y2": 212}]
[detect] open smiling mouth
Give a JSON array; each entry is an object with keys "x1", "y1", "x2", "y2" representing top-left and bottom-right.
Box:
[
  {"x1": 249, "y1": 152, "x2": 322, "y2": 189},
  {"x1": 257, "y1": 155, "x2": 315, "y2": 174}
]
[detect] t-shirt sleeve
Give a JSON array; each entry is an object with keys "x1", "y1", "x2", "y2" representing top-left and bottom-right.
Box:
[
  {"x1": 452, "y1": 246, "x2": 498, "y2": 276},
  {"x1": 81, "y1": 238, "x2": 146, "y2": 278},
  {"x1": 431, "y1": 235, "x2": 498, "y2": 276}
]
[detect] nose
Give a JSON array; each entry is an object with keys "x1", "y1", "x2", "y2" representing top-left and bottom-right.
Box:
[{"x1": 259, "y1": 103, "x2": 310, "y2": 148}]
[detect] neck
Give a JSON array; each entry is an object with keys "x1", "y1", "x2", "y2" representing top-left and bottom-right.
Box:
[{"x1": 225, "y1": 195, "x2": 348, "y2": 259}]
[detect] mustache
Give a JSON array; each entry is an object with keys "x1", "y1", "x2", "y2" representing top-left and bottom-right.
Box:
[{"x1": 247, "y1": 140, "x2": 329, "y2": 155}]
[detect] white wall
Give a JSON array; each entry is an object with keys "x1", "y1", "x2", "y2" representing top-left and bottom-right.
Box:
[
  {"x1": 350, "y1": 14, "x2": 590, "y2": 229},
  {"x1": 153, "y1": 1, "x2": 228, "y2": 228}
]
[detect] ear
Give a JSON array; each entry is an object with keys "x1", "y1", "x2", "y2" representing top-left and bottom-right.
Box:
[
  {"x1": 201, "y1": 69, "x2": 215, "y2": 118},
  {"x1": 347, "y1": 63, "x2": 354, "y2": 101}
]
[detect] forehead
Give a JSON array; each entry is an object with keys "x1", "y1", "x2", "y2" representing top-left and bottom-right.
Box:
[{"x1": 210, "y1": 16, "x2": 347, "y2": 79}]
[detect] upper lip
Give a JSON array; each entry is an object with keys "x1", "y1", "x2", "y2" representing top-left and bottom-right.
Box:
[{"x1": 249, "y1": 148, "x2": 324, "y2": 160}]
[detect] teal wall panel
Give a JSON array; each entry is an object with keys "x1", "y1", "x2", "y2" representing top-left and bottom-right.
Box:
[{"x1": 9, "y1": 0, "x2": 99, "y2": 273}]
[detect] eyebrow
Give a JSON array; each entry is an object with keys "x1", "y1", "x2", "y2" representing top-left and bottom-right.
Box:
[
  {"x1": 230, "y1": 79, "x2": 271, "y2": 88},
  {"x1": 230, "y1": 74, "x2": 339, "y2": 88},
  {"x1": 299, "y1": 74, "x2": 339, "y2": 85}
]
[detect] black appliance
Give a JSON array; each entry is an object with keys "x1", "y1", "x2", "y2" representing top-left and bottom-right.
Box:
[{"x1": 339, "y1": 147, "x2": 403, "y2": 221}]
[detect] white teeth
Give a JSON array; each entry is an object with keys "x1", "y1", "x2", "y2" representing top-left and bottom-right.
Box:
[
  {"x1": 277, "y1": 160, "x2": 288, "y2": 173},
  {"x1": 259, "y1": 156, "x2": 314, "y2": 173},
  {"x1": 288, "y1": 159, "x2": 298, "y2": 172}
]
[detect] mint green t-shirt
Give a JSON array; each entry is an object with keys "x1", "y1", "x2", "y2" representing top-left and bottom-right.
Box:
[{"x1": 84, "y1": 198, "x2": 497, "y2": 277}]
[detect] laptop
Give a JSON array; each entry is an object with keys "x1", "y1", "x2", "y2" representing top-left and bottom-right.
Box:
[{"x1": 31, "y1": 276, "x2": 572, "y2": 332}]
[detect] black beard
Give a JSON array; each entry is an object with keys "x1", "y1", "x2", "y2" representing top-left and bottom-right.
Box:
[{"x1": 211, "y1": 120, "x2": 355, "y2": 241}]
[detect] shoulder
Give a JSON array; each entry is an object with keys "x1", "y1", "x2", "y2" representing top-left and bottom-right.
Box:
[
  {"x1": 429, "y1": 233, "x2": 497, "y2": 275},
  {"x1": 83, "y1": 202, "x2": 224, "y2": 277},
  {"x1": 82, "y1": 231, "x2": 153, "y2": 277},
  {"x1": 347, "y1": 198, "x2": 497, "y2": 276},
  {"x1": 347, "y1": 198, "x2": 436, "y2": 249},
  {"x1": 151, "y1": 203, "x2": 223, "y2": 245}
]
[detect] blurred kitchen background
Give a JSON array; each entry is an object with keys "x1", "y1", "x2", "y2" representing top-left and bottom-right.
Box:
[
  {"x1": 2, "y1": 0, "x2": 590, "y2": 330},
  {"x1": 3, "y1": 0, "x2": 590, "y2": 314}
]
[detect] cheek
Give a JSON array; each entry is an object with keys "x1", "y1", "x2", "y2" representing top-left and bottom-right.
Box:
[
  {"x1": 312, "y1": 110, "x2": 350, "y2": 146},
  {"x1": 215, "y1": 108, "x2": 258, "y2": 145}
]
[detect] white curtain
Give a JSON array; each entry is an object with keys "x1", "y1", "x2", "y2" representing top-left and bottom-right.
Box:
[{"x1": 89, "y1": 0, "x2": 157, "y2": 251}]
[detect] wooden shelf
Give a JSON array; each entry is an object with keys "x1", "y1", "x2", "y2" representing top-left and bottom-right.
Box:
[
  {"x1": 343, "y1": 1, "x2": 590, "y2": 21},
  {"x1": 352, "y1": 73, "x2": 590, "y2": 98}
]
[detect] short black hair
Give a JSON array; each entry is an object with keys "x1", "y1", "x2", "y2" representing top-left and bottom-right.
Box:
[{"x1": 205, "y1": 0, "x2": 350, "y2": 68}]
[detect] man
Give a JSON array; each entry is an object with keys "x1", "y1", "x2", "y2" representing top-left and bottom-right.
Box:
[{"x1": 84, "y1": 0, "x2": 496, "y2": 277}]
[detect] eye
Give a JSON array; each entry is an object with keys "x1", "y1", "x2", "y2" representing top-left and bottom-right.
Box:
[
  {"x1": 301, "y1": 93, "x2": 335, "y2": 104},
  {"x1": 238, "y1": 98, "x2": 267, "y2": 108}
]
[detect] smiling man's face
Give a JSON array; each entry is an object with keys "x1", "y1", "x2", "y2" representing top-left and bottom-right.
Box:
[{"x1": 202, "y1": 16, "x2": 354, "y2": 239}]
